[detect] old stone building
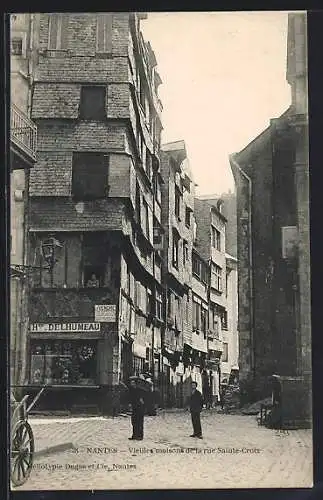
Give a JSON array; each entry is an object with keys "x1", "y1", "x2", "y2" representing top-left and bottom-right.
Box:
[
  {"x1": 160, "y1": 140, "x2": 195, "y2": 407},
  {"x1": 230, "y1": 13, "x2": 310, "y2": 426},
  {"x1": 10, "y1": 14, "x2": 38, "y2": 391},
  {"x1": 196, "y1": 195, "x2": 239, "y2": 386},
  {"x1": 199, "y1": 192, "x2": 237, "y2": 258},
  {"x1": 194, "y1": 198, "x2": 230, "y2": 399},
  {"x1": 25, "y1": 12, "x2": 164, "y2": 413}
]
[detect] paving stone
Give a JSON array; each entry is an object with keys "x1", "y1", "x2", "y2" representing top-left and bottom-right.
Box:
[{"x1": 13, "y1": 410, "x2": 313, "y2": 490}]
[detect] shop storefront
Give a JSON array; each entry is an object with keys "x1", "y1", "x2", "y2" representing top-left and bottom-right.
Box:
[{"x1": 27, "y1": 322, "x2": 105, "y2": 412}]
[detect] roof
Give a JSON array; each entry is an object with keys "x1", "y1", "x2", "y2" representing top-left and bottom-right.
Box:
[
  {"x1": 233, "y1": 107, "x2": 292, "y2": 164},
  {"x1": 161, "y1": 140, "x2": 186, "y2": 152},
  {"x1": 161, "y1": 140, "x2": 187, "y2": 169}
]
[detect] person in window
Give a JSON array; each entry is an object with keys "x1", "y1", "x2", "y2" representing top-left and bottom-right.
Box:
[{"x1": 86, "y1": 273, "x2": 100, "y2": 288}]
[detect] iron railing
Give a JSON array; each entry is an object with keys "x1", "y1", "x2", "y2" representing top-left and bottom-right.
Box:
[{"x1": 11, "y1": 103, "x2": 37, "y2": 162}]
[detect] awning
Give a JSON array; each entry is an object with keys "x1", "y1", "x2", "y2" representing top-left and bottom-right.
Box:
[
  {"x1": 185, "y1": 339, "x2": 208, "y2": 354},
  {"x1": 133, "y1": 343, "x2": 147, "y2": 359}
]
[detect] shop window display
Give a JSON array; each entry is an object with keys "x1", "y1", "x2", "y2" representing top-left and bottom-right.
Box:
[{"x1": 30, "y1": 340, "x2": 97, "y2": 385}]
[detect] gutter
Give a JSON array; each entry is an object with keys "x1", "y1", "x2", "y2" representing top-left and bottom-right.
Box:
[
  {"x1": 229, "y1": 153, "x2": 255, "y2": 379},
  {"x1": 27, "y1": 14, "x2": 35, "y2": 117}
]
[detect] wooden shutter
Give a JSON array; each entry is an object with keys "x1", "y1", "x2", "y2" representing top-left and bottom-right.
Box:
[
  {"x1": 60, "y1": 15, "x2": 69, "y2": 49},
  {"x1": 48, "y1": 14, "x2": 59, "y2": 49},
  {"x1": 48, "y1": 14, "x2": 68, "y2": 50},
  {"x1": 97, "y1": 13, "x2": 113, "y2": 53},
  {"x1": 104, "y1": 14, "x2": 113, "y2": 52}
]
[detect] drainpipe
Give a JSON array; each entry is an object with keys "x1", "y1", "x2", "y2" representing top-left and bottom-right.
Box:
[
  {"x1": 229, "y1": 153, "x2": 255, "y2": 380},
  {"x1": 151, "y1": 173, "x2": 156, "y2": 383},
  {"x1": 27, "y1": 13, "x2": 35, "y2": 117}
]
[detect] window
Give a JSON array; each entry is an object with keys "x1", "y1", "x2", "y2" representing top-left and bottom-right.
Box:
[
  {"x1": 183, "y1": 240, "x2": 189, "y2": 266},
  {"x1": 126, "y1": 265, "x2": 130, "y2": 295},
  {"x1": 221, "y1": 309, "x2": 228, "y2": 330},
  {"x1": 201, "y1": 262, "x2": 209, "y2": 284},
  {"x1": 201, "y1": 307, "x2": 208, "y2": 337},
  {"x1": 72, "y1": 153, "x2": 109, "y2": 200},
  {"x1": 156, "y1": 290, "x2": 163, "y2": 319},
  {"x1": 82, "y1": 233, "x2": 107, "y2": 288},
  {"x1": 30, "y1": 340, "x2": 97, "y2": 385},
  {"x1": 96, "y1": 13, "x2": 113, "y2": 53},
  {"x1": 133, "y1": 356, "x2": 145, "y2": 376},
  {"x1": 135, "y1": 182, "x2": 141, "y2": 224},
  {"x1": 192, "y1": 253, "x2": 201, "y2": 277},
  {"x1": 222, "y1": 342, "x2": 228, "y2": 362},
  {"x1": 209, "y1": 306, "x2": 219, "y2": 334},
  {"x1": 211, "y1": 263, "x2": 222, "y2": 292},
  {"x1": 140, "y1": 77, "x2": 145, "y2": 109},
  {"x1": 212, "y1": 226, "x2": 221, "y2": 250},
  {"x1": 79, "y1": 86, "x2": 106, "y2": 120},
  {"x1": 153, "y1": 174, "x2": 162, "y2": 205},
  {"x1": 11, "y1": 37, "x2": 22, "y2": 55},
  {"x1": 146, "y1": 151, "x2": 152, "y2": 181},
  {"x1": 48, "y1": 14, "x2": 68, "y2": 50},
  {"x1": 142, "y1": 199, "x2": 150, "y2": 239},
  {"x1": 175, "y1": 187, "x2": 181, "y2": 219},
  {"x1": 153, "y1": 221, "x2": 163, "y2": 249},
  {"x1": 167, "y1": 290, "x2": 173, "y2": 319},
  {"x1": 172, "y1": 230, "x2": 180, "y2": 269},
  {"x1": 185, "y1": 207, "x2": 191, "y2": 227},
  {"x1": 147, "y1": 287, "x2": 153, "y2": 316},
  {"x1": 193, "y1": 300, "x2": 201, "y2": 331}
]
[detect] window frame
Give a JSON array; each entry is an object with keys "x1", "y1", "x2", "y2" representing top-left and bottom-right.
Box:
[
  {"x1": 185, "y1": 206, "x2": 191, "y2": 227},
  {"x1": 183, "y1": 240, "x2": 189, "y2": 266},
  {"x1": 142, "y1": 199, "x2": 150, "y2": 239},
  {"x1": 71, "y1": 152, "x2": 110, "y2": 201},
  {"x1": 192, "y1": 252, "x2": 201, "y2": 278},
  {"x1": 48, "y1": 14, "x2": 68, "y2": 51},
  {"x1": 211, "y1": 226, "x2": 221, "y2": 250},
  {"x1": 156, "y1": 290, "x2": 163, "y2": 319},
  {"x1": 11, "y1": 36, "x2": 24, "y2": 56},
  {"x1": 175, "y1": 186, "x2": 181, "y2": 219},
  {"x1": 211, "y1": 263, "x2": 223, "y2": 292},
  {"x1": 79, "y1": 85, "x2": 106, "y2": 120},
  {"x1": 222, "y1": 342, "x2": 228, "y2": 362},
  {"x1": 172, "y1": 229, "x2": 180, "y2": 269}
]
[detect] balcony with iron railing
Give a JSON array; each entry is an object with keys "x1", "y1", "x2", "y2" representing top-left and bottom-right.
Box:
[{"x1": 11, "y1": 103, "x2": 37, "y2": 165}]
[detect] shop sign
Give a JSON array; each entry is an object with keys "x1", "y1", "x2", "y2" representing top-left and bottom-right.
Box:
[
  {"x1": 94, "y1": 304, "x2": 116, "y2": 323},
  {"x1": 30, "y1": 322, "x2": 101, "y2": 333}
]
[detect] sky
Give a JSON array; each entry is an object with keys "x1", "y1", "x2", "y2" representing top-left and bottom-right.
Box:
[{"x1": 141, "y1": 11, "x2": 292, "y2": 196}]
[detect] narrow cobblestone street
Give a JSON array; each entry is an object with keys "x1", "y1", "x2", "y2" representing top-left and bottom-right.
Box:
[{"x1": 14, "y1": 410, "x2": 313, "y2": 490}]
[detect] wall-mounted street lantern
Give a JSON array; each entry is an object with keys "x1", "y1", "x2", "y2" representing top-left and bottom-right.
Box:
[{"x1": 41, "y1": 236, "x2": 63, "y2": 271}]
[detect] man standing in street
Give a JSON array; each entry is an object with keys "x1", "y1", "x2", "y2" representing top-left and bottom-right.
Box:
[
  {"x1": 189, "y1": 381, "x2": 203, "y2": 439},
  {"x1": 128, "y1": 379, "x2": 145, "y2": 440}
]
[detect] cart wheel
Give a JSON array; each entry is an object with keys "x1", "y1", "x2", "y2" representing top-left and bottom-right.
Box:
[{"x1": 11, "y1": 420, "x2": 34, "y2": 487}]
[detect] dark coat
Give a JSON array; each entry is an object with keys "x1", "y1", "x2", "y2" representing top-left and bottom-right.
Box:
[
  {"x1": 129, "y1": 386, "x2": 145, "y2": 411},
  {"x1": 189, "y1": 389, "x2": 204, "y2": 413}
]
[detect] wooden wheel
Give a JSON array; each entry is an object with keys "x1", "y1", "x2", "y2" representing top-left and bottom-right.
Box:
[{"x1": 11, "y1": 420, "x2": 34, "y2": 487}]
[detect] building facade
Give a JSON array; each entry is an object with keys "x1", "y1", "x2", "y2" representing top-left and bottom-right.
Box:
[
  {"x1": 194, "y1": 199, "x2": 230, "y2": 398},
  {"x1": 160, "y1": 141, "x2": 195, "y2": 407},
  {"x1": 230, "y1": 13, "x2": 310, "y2": 425},
  {"x1": 10, "y1": 14, "x2": 38, "y2": 391},
  {"x1": 25, "y1": 12, "x2": 164, "y2": 413}
]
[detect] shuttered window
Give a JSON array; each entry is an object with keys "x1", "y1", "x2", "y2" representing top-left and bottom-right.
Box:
[
  {"x1": 48, "y1": 14, "x2": 68, "y2": 50},
  {"x1": 79, "y1": 86, "x2": 106, "y2": 120},
  {"x1": 96, "y1": 13, "x2": 113, "y2": 53},
  {"x1": 72, "y1": 152, "x2": 109, "y2": 200}
]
